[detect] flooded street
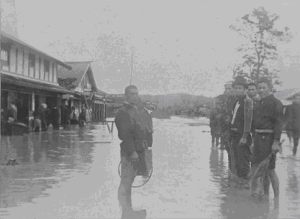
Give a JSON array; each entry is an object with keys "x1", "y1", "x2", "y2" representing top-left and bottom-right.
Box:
[{"x1": 1, "y1": 117, "x2": 300, "y2": 219}]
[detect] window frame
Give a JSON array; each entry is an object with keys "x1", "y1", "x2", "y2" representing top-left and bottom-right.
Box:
[
  {"x1": 44, "y1": 59, "x2": 50, "y2": 81},
  {"x1": 1, "y1": 44, "x2": 10, "y2": 71},
  {"x1": 28, "y1": 53, "x2": 36, "y2": 78}
]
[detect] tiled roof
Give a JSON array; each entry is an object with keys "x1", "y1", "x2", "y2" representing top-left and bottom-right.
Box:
[
  {"x1": 58, "y1": 61, "x2": 98, "y2": 91},
  {"x1": 58, "y1": 61, "x2": 91, "y2": 81}
]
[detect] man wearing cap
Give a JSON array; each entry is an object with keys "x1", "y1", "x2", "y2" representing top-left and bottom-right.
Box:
[
  {"x1": 115, "y1": 85, "x2": 152, "y2": 219},
  {"x1": 229, "y1": 76, "x2": 253, "y2": 186},
  {"x1": 251, "y1": 78, "x2": 283, "y2": 199}
]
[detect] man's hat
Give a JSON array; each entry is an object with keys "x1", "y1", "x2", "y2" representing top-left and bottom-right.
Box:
[{"x1": 232, "y1": 76, "x2": 247, "y2": 87}]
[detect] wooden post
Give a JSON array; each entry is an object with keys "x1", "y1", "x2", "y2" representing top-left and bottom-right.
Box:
[
  {"x1": 32, "y1": 92, "x2": 35, "y2": 111},
  {"x1": 57, "y1": 95, "x2": 61, "y2": 126},
  {"x1": 0, "y1": 3, "x2": 2, "y2": 139}
]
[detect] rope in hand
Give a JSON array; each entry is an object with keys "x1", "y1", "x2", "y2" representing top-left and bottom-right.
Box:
[{"x1": 118, "y1": 161, "x2": 153, "y2": 188}]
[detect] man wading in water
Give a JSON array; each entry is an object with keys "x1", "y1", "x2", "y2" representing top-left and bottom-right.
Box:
[
  {"x1": 229, "y1": 76, "x2": 253, "y2": 187},
  {"x1": 251, "y1": 78, "x2": 283, "y2": 200},
  {"x1": 115, "y1": 85, "x2": 153, "y2": 219}
]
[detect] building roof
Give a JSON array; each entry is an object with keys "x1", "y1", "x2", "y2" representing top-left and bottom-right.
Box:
[
  {"x1": 274, "y1": 88, "x2": 300, "y2": 100},
  {"x1": 58, "y1": 61, "x2": 91, "y2": 81},
  {"x1": 58, "y1": 61, "x2": 109, "y2": 96},
  {"x1": 1, "y1": 31, "x2": 71, "y2": 69},
  {"x1": 58, "y1": 61, "x2": 101, "y2": 92},
  {"x1": 274, "y1": 88, "x2": 300, "y2": 105},
  {"x1": 1, "y1": 73, "x2": 73, "y2": 94}
]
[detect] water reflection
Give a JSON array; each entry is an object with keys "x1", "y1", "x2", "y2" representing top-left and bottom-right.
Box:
[
  {"x1": 208, "y1": 143, "x2": 280, "y2": 219},
  {"x1": 0, "y1": 125, "x2": 97, "y2": 213},
  {"x1": 0, "y1": 118, "x2": 300, "y2": 218}
]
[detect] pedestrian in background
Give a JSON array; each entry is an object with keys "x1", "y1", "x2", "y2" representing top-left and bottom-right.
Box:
[
  {"x1": 51, "y1": 106, "x2": 60, "y2": 130},
  {"x1": 39, "y1": 103, "x2": 48, "y2": 131},
  {"x1": 285, "y1": 93, "x2": 300, "y2": 155},
  {"x1": 210, "y1": 100, "x2": 222, "y2": 147},
  {"x1": 216, "y1": 82, "x2": 234, "y2": 150},
  {"x1": 79, "y1": 107, "x2": 86, "y2": 127},
  {"x1": 284, "y1": 103, "x2": 294, "y2": 146}
]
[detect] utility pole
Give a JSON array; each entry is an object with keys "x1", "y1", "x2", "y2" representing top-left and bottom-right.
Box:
[
  {"x1": 0, "y1": 0, "x2": 2, "y2": 143},
  {"x1": 129, "y1": 47, "x2": 134, "y2": 85}
]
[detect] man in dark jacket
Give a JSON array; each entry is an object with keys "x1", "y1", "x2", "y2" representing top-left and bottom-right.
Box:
[
  {"x1": 115, "y1": 85, "x2": 152, "y2": 219},
  {"x1": 230, "y1": 76, "x2": 253, "y2": 186},
  {"x1": 210, "y1": 101, "x2": 222, "y2": 147},
  {"x1": 286, "y1": 93, "x2": 300, "y2": 155},
  {"x1": 284, "y1": 104, "x2": 294, "y2": 146},
  {"x1": 79, "y1": 107, "x2": 86, "y2": 127},
  {"x1": 216, "y1": 82, "x2": 234, "y2": 150},
  {"x1": 51, "y1": 106, "x2": 60, "y2": 130},
  {"x1": 251, "y1": 78, "x2": 283, "y2": 199},
  {"x1": 39, "y1": 103, "x2": 48, "y2": 131}
]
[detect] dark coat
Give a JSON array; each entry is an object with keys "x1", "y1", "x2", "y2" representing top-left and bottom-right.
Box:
[
  {"x1": 115, "y1": 102, "x2": 153, "y2": 157},
  {"x1": 285, "y1": 102, "x2": 300, "y2": 133},
  {"x1": 253, "y1": 94, "x2": 283, "y2": 140}
]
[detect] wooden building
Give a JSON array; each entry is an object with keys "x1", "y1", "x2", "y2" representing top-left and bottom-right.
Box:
[
  {"x1": 0, "y1": 31, "x2": 72, "y2": 128},
  {"x1": 58, "y1": 61, "x2": 106, "y2": 122}
]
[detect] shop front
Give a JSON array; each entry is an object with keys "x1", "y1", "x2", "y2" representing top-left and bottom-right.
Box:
[{"x1": 1, "y1": 73, "x2": 71, "y2": 131}]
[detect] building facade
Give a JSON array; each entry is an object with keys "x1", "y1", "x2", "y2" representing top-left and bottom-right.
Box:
[
  {"x1": 58, "y1": 61, "x2": 106, "y2": 123},
  {"x1": 1, "y1": 31, "x2": 71, "y2": 130}
]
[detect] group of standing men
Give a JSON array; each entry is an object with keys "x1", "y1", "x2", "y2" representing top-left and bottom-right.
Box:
[
  {"x1": 114, "y1": 79, "x2": 290, "y2": 218},
  {"x1": 211, "y1": 76, "x2": 283, "y2": 199}
]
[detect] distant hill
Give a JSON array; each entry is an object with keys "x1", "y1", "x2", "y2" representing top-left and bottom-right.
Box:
[
  {"x1": 106, "y1": 93, "x2": 213, "y2": 118},
  {"x1": 140, "y1": 93, "x2": 212, "y2": 108},
  {"x1": 140, "y1": 93, "x2": 213, "y2": 118}
]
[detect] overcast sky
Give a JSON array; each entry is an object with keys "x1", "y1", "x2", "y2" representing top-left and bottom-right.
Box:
[{"x1": 13, "y1": 0, "x2": 300, "y2": 96}]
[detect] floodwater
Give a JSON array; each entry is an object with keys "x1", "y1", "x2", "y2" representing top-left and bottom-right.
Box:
[{"x1": 0, "y1": 116, "x2": 300, "y2": 219}]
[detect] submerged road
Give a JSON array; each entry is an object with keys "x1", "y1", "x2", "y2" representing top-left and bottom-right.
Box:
[{"x1": 0, "y1": 117, "x2": 300, "y2": 219}]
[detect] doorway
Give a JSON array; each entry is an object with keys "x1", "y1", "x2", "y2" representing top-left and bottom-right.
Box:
[{"x1": 16, "y1": 93, "x2": 29, "y2": 124}]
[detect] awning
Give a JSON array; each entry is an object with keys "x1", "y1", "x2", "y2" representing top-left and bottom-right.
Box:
[
  {"x1": 94, "y1": 100, "x2": 105, "y2": 104},
  {"x1": 62, "y1": 94, "x2": 80, "y2": 99},
  {"x1": 1, "y1": 73, "x2": 73, "y2": 94}
]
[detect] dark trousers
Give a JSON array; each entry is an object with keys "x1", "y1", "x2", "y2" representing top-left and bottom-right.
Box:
[
  {"x1": 231, "y1": 132, "x2": 251, "y2": 178},
  {"x1": 118, "y1": 156, "x2": 137, "y2": 212},
  {"x1": 221, "y1": 129, "x2": 230, "y2": 149},
  {"x1": 292, "y1": 130, "x2": 300, "y2": 155},
  {"x1": 252, "y1": 133, "x2": 276, "y2": 169}
]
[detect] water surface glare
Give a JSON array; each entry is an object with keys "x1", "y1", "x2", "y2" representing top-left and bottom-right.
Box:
[{"x1": 0, "y1": 117, "x2": 299, "y2": 219}]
